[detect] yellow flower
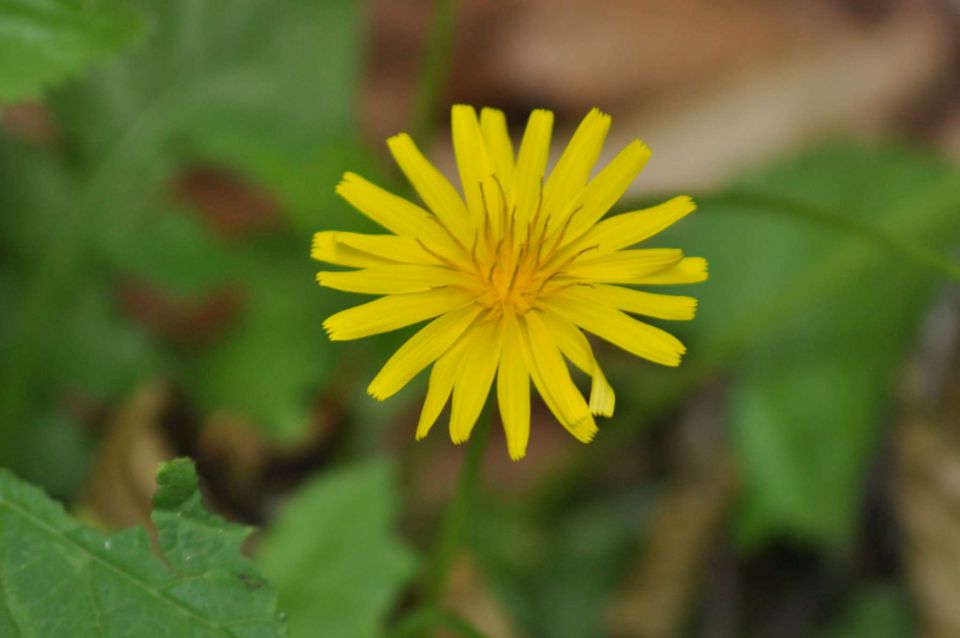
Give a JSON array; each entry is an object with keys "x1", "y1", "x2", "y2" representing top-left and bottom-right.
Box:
[{"x1": 313, "y1": 106, "x2": 706, "y2": 460}]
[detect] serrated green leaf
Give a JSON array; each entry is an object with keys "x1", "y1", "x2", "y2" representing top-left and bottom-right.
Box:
[
  {"x1": 0, "y1": 458, "x2": 286, "y2": 637},
  {"x1": 0, "y1": 0, "x2": 142, "y2": 102},
  {"x1": 256, "y1": 459, "x2": 416, "y2": 638}
]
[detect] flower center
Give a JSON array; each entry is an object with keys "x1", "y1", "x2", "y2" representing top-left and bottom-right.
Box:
[
  {"x1": 460, "y1": 181, "x2": 587, "y2": 318},
  {"x1": 474, "y1": 257, "x2": 539, "y2": 315}
]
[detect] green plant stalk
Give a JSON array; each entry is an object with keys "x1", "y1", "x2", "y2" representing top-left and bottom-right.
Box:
[
  {"x1": 419, "y1": 407, "x2": 491, "y2": 609},
  {"x1": 410, "y1": 0, "x2": 458, "y2": 142}
]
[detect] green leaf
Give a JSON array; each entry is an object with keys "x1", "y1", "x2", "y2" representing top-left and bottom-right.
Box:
[
  {"x1": 0, "y1": 458, "x2": 286, "y2": 636},
  {"x1": 256, "y1": 459, "x2": 416, "y2": 638},
  {"x1": 0, "y1": 0, "x2": 141, "y2": 102}
]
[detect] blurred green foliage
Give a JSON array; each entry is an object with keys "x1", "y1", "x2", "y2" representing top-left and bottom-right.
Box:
[
  {"x1": 0, "y1": 0, "x2": 142, "y2": 102},
  {"x1": 819, "y1": 584, "x2": 912, "y2": 638},
  {"x1": 476, "y1": 490, "x2": 653, "y2": 638}
]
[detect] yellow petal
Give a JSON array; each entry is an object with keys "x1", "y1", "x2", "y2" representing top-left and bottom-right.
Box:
[
  {"x1": 589, "y1": 284, "x2": 697, "y2": 320},
  {"x1": 316, "y1": 265, "x2": 461, "y2": 295},
  {"x1": 368, "y1": 304, "x2": 481, "y2": 400},
  {"x1": 587, "y1": 363, "x2": 615, "y2": 419},
  {"x1": 542, "y1": 108, "x2": 610, "y2": 226},
  {"x1": 450, "y1": 320, "x2": 503, "y2": 444},
  {"x1": 416, "y1": 336, "x2": 469, "y2": 440},
  {"x1": 323, "y1": 288, "x2": 472, "y2": 341},
  {"x1": 480, "y1": 107, "x2": 515, "y2": 189},
  {"x1": 634, "y1": 257, "x2": 709, "y2": 285},
  {"x1": 564, "y1": 140, "x2": 651, "y2": 243},
  {"x1": 519, "y1": 311, "x2": 597, "y2": 442},
  {"x1": 511, "y1": 109, "x2": 553, "y2": 234},
  {"x1": 335, "y1": 172, "x2": 464, "y2": 263},
  {"x1": 564, "y1": 248, "x2": 683, "y2": 283},
  {"x1": 451, "y1": 104, "x2": 495, "y2": 230},
  {"x1": 582, "y1": 196, "x2": 696, "y2": 253},
  {"x1": 542, "y1": 286, "x2": 687, "y2": 367},
  {"x1": 312, "y1": 232, "x2": 388, "y2": 268},
  {"x1": 497, "y1": 313, "x2": 530, "y2": 460},
  {"x1": 312, "y1": 231, "x2": 439, "y2": 267},
  {"x1": 387, "y1": 133, "x2": 472, "y2": 241},
  {"x1": 537, "y1": 310, "x2": 615, "y2": 417}
]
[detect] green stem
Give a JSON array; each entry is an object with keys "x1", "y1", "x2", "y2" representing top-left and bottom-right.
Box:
[
  {"x1": 392, "y1": 608, "x2": 488, "y2": 638},
  {"x1": 419, "y1": 408, "x2": 491, "y2": 609},
  {"x1": 410, "y1": 0, "x2": 458, "y2": 142}
]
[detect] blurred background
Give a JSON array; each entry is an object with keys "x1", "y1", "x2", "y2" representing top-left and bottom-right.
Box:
[{"x1": 1, "y1": 0, "x2": 959, "y2": 636}]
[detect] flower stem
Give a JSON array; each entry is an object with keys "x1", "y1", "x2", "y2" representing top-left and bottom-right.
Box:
[
  {"x1": 410, "y1": 0, "x2": 458, "y2": 142},
  {"x1": 420, "y1": 408, "x2": 491, "y2": 609}
]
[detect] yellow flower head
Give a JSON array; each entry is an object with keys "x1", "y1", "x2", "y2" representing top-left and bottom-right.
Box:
[{"x1": 313, "y1": 106, "x2": 706, "y2": 460}]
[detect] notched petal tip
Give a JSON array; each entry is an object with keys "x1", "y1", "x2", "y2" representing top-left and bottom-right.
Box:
[
  {"x1": 627, "y1": 138, "x2": 651, "y2": 155},
  {"x1": 451, "y1": 103, "x2": 477, "y2": 118},
  {"x1": 387, "y1": 132, "x2": 411, "y2": 145},
  {"x1": 589, "y1": 400, "x2": 615, "y2": 418},
  {"x1": 480, "y1": 106, "x2": 506, "y2": 120},
  {"x1": 528, "y1": 107, "x2": 555, "y2": 122},
  {"x1": 334, "y1": 172, "x2": 368, "y2": 199},
  {"x1": 567, "y1": 413, "x2": 598, "y2": 444},
  {"x1": 386, "y1": 132, "x2": 417, "y2": 158},
  {"x1": 311, "y1": 232, "x2": 335, "y2": 262},
  {"x1": 508, "y1": 449, "x2": 527, "y2": 462},
  {"x1": 336, "y1": 171, "x2": 358, "y2": 187},
  {"x1": 366, "y1": 383, "x2": 387, "y2": 402},
  {"x1": 321, "y1": 318, "x2": 337, "y2": 339}
]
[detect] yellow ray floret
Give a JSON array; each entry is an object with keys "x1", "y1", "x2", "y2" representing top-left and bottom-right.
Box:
[{"x1": 313, "y1": 105, "x2": 708, "y2": 460}]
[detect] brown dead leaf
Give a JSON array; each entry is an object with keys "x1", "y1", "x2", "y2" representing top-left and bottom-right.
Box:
[
  {"x1": 80, "y1": 381, "x2": 175, "y2": 530},
  {"x1": 895, "y1": 292, "x2": 960, "y2": 638}
]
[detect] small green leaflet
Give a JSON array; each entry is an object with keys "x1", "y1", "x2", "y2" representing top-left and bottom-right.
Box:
[{"x1": 0, "y1": 458, "x2": 286, "y2": 637}]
